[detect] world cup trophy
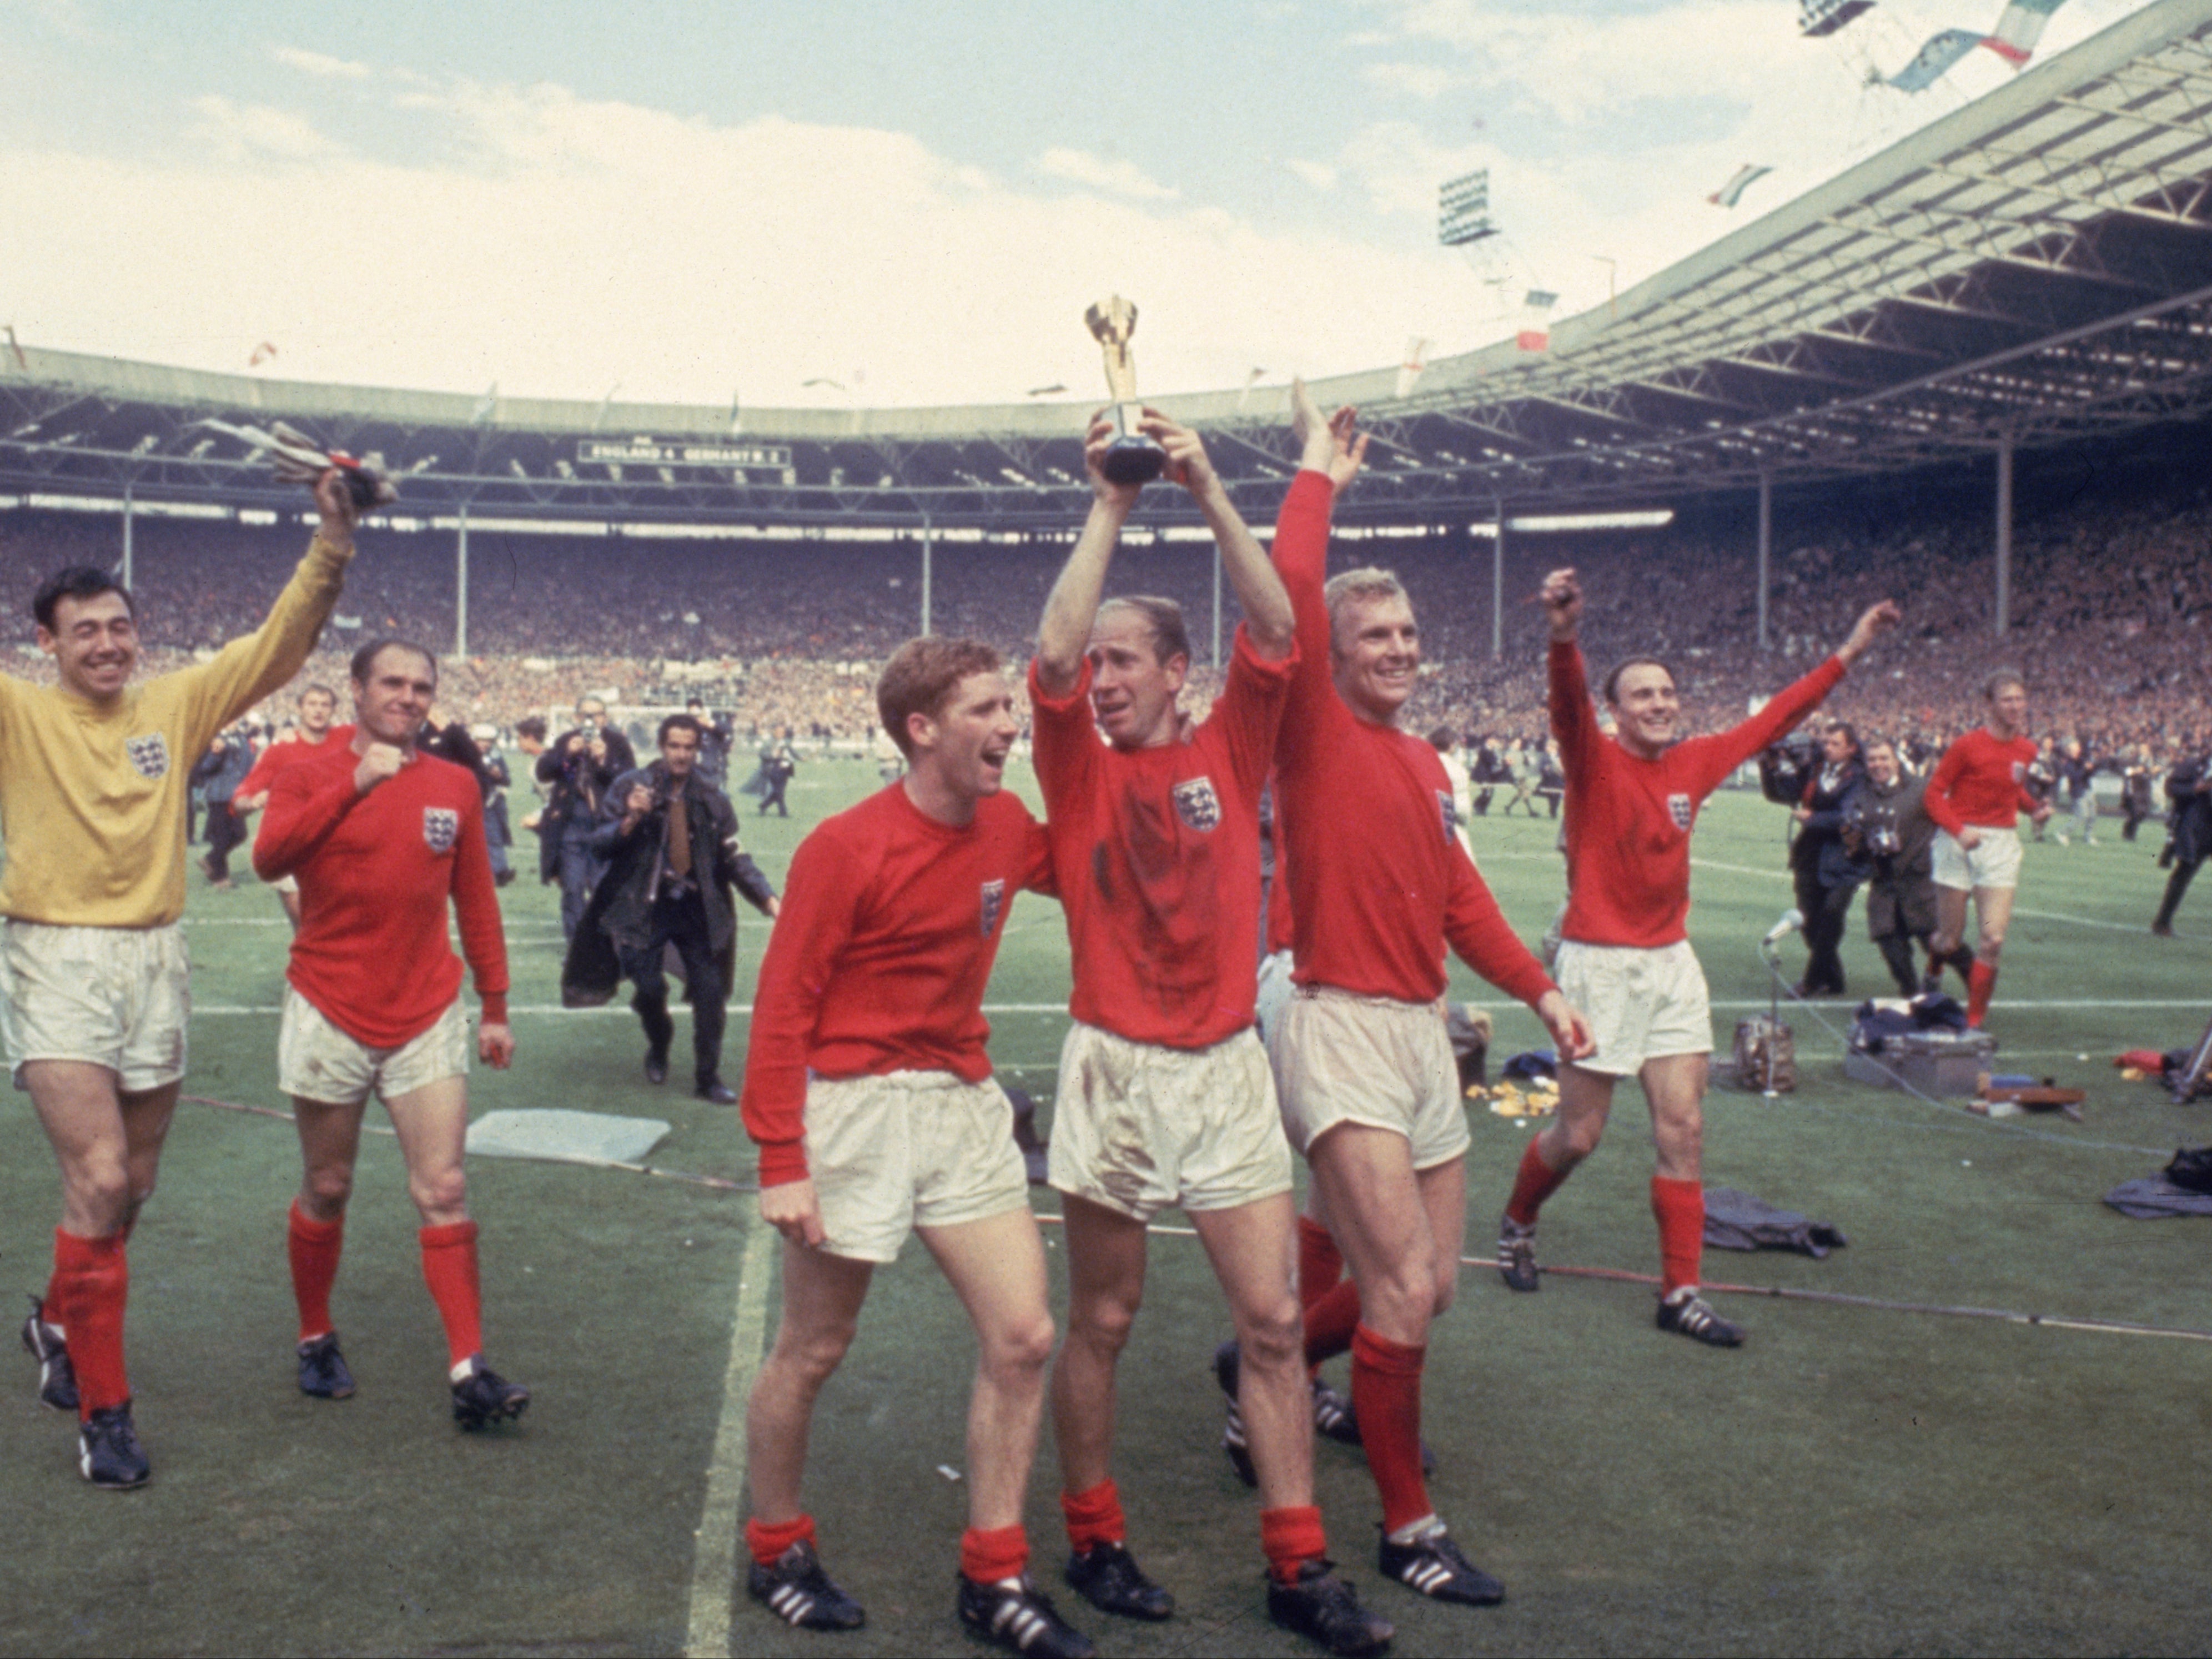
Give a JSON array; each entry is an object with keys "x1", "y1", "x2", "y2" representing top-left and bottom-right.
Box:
[{"x1": 1084, "y1": 295, "x2": 1167, "y2": 486}]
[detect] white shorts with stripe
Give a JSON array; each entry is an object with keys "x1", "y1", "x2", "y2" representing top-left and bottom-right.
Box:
[
  {"x1": 1554, "y1": 938, "x2": 1711, "y2": 1078},
  {"x1": 1048, "y1": 1021, "x2": 1291, "y2": 1224},
  {"x1": 1932, "y1": 827, "x2": 2022, "y2": 892},
  {"x1": 278, "y1": 988, "x2": 471, "y2": 1106},
  {"x1": 2, "y1": 920, "x2": 190, "y2": 1093},
  {"x1": 806, "y1": 1071, "x2": 1030, "y2": 1264},
  {"x1": 1266, "y1": 986, "x2": 1468, "y2": 1171}
]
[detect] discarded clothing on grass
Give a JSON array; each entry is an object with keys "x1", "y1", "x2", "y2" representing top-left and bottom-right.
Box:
[
  {"x1": 1501, "y1": 1049, "x2": 1559, "y2": 1083},
  {"x1": 1848, "y1": 993, "x2": 1967, "y2": 1054},
  {"x1": 2103, "y1": 1174, "x2": 2212, "y2": 1219},
  {"x1": 1702, "y1": 1186, "x2": 1848, "y2": 1258}
]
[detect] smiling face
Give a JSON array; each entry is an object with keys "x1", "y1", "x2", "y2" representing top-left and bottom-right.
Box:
[
  {"x1": 1606, "y1": 662, "x2": 1680, "y2": 758},
  {"x1": 1330, "y1": 592, "x2": 1421, "y2": 724},
  {"x1": 911, "y1": 670, "x2": 1019, "y2": 805},
  {"x1": 1087, "y1": 608, "x2": 1186, "y2": 750},
  {"x1": 351, "y1": 646, "x2": 436, "y2": 748},
  {"x1": 1866, "y1": 741, "x2": 1898, "y2": 786},
  {"x1": 40, "y1": 590, "x2": 139, "y2": 703},
  {"x1": 1987, "y1": 679, "x2": 2028, "y2": 740}
]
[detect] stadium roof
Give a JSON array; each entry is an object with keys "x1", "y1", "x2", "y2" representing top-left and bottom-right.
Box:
[{"x1": 6, "y1": 0, "x2": 2212, "y2": 530}]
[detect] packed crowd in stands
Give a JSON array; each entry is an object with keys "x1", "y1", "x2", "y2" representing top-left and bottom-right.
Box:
[{"x1": 2, "y1": 463, "x2": 2205, "y2": 770}]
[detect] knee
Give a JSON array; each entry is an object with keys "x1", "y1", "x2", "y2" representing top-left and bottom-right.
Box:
[
  {"x1": 303, "y1": 1165, "x2": 354, "y2": 1213},
  {"x1": 1070, "y1": 1291, "x2": 1140, "y2": 1356},
  {"x1": 1556, "y1": 1114, "x2": 1606, "y2": 1163},
  {"x1": 1234, "y1": 1293, "x2": 1303, "y2": 1371},
  {"x1": 776, "y1": 1320, "x2": 858, "y2": 1389},
  {"x1": 1363, "y1": 1258, "x2": 1435, "y2": 1330},
  {"x1": 986, "y1": 1311, "x2": 1058, "y2": 1379},
  {"x1": 1430, "y1": 1264, "x2": 1460, "y2": 1321},
  {"x1": 408, "y1": 1167, "x2": 467, "y2": 1219},
  {"x1": 1977, "y1": 934, "x2": 2005, "y2": 963},
  {"x1": 70, "y1": 1155, "x2": 133, "y2": 1220}
]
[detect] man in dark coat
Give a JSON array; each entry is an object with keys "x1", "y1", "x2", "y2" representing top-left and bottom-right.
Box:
[
  {"x1": 561, "y1": 713, "x2": 777, "y2": 1102},
  {"x1": 1843, "y1": 736, "x2": 1938, "y2": 997},
  {"x1": 1788, "y1": 721, "x2": 1868, "y2": 997},
  {"x1": 2153, "y1": 749, "x2": 2212, "y2": 937}
]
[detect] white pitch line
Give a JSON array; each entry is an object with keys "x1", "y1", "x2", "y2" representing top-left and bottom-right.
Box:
[
  {"x1": 1686, "y1": 857, "x2": 2180, "y2": 937},
  {"x1": 188, "y1": 997, "x2": 2212, "y2": 1018},
  {"x1": 682, "y1": 1216, "x2": 777, "y2": 1659}
]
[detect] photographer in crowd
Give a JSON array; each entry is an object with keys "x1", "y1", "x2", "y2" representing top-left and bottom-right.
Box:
[
  {"x1": 1843, "y1": 736, "x2": 1938, "y2": 998},
  {"x1": 563, "y1": 713, "x2": 778, "y2": 1103},
  {"x1": 2153, "y1": 746, "x2": 2211, "y2": 938},
  {"x1": 536, "y1": 696, "x2": 635, "y2": 939},
  {"x1": 1786, "y1": 722, "x2": 1867, "y2": 998},
  {"x1": 192, "y1": 723, "x2": 258, "y2": 890}
]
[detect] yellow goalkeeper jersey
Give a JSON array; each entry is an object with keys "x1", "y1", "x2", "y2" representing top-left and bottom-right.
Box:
[{"x1": 0, "y1": 534, "x2": 353, "y2": 928}]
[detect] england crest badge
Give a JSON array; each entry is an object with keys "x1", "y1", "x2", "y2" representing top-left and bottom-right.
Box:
[
  {"x1": 979, "y1": 877, "x2": 1007, "y2": 939},
  {"x1": 1436, "y1": 789, "x2": 1459, "y2": 841},
  {"x1": 125, "y1": 732, "x2": 169, "y2": 780},
  {"x1": 1172, "y1": 776, "x2": 1221, "y2": 833},
  {"x1": 422, "y1": 807, "x2": 459, "y2": 854},
  {"x1": 1667, "y1": 792, "x2": 1694, "y2": 831}
]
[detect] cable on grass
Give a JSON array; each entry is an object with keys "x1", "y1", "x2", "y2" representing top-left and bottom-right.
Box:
[
  {"x1": 1516, "y1": 1259, "x2": 2212, "y2": 1345},
  {"x1": 180, "y1": 1094, "x2": 758, "y2": 1193},
  {"x1": 1752, "y1": 961, "x2": 2169, "y2": 1158}
]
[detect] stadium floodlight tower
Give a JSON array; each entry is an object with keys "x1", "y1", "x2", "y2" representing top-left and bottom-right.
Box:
[{"x1": 1437, "y1": 170, "x2": 1497, "y2": 248}]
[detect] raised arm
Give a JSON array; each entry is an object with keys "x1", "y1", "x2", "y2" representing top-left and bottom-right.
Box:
[
  {"x1": 181, "y1": 471, "x2": 359, "y2": 753},
  {"x1": 1541, "y1": 567, "x2": 1603, "y2": 781},
  {"x1": 1035, "y1": 414, "x2": 1138, "y2": 696},
  {"x1": 1150, "y1": 413, "x2": 1293, "y2": 660},
  {"x1": 1273, "y1": 380, "x2": 1367, "y2": 742}
]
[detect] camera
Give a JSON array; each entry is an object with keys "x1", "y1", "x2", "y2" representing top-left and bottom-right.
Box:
[
  {"x1": 1865, "y1": 823, "x2": 1901, "y2": 857},
  {"x1": 1758, "y1": 734, "x2": 1816, "y2": 806}
]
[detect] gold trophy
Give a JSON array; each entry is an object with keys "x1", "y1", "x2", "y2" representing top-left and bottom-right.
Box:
[{"x1": 1084, "y1": 295, "x2": 1167, "y2": 486}]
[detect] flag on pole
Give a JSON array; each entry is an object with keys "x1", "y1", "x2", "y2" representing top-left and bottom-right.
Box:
[
  {"x1": 1395, "y1": 338, "x2": 1432, "y2": 400},
  {"x1": 1887, "y1": 27, "x2": 1982, "y2": 90},
  {"x1": 1707, "y1": 164, "x2": 1772, "y2": 208}
]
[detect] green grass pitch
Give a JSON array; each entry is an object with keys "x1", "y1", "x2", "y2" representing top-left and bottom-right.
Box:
[{"x1": 3, "y1": 760, "x2": 2208, "y2": 1657}]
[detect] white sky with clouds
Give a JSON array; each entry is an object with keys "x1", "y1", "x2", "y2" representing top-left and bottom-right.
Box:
[{"x1": 0, "y1": 0, "x2": 2160, "y2": 409}]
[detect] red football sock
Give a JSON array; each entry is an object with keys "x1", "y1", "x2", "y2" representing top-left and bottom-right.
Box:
[
  {"x1": 288, "y1": 1200, "x2": 345, "y2": 1343},
  {"x1": 1966, "y1": 959, "x2": 1998, "y2": 1027},
  {"x1": 52, "y1": 1228, "x2": 129, "y2": 1420},
  {"x1": 1650, "y1": 1176, "x2": 1705, "y2": 1297},
  {"x1": 1296, "y1": 1215, "x2": 1343, "y2": 1309},
  {"x1": 1505, "y1": 1137, "x2": 1571, "y2": 1228},
  {"x1": 959, "y1": 1524, "x2": 1029, "y2": 1586},
  {"x1": 1060, "y1": 1479, "x2": 1125, "y2": 1552},
  {"x1": 1260, "y1": 1504, "x2": 1329, "y2": 1585},
  {"x1": 419, "y1": 1220, "x2": 483, "y2": 1368},
  {"x1": 745, "y1": 1512, "x2": 816, "y2": 1567},
  {"x1": 1350, "y1": 1323, "x2": 1431, "y2": 1536},
  {"x1": 1302, "y1": 1277, "x2": 1363, "y2": 1368}
]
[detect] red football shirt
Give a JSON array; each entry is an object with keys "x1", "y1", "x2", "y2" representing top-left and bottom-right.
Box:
[
  {"x1": 1030, "y1": 626, "x2": 1292, "y2": 1049},
  {"x1": 742, "y1": 783, "x2": 1054, "y2": 1186},
  {"x1": 255, "y1": 743, "x2": 509, "y2": 1047},
  {"x1": 237, "y1": 723, "x2": 355, "y2": 800},
  {"x1": 1270, "y1": 470, "x2": 1555, "y2": 1009},
  {"x1": 1924, "y1": 727, "x2": 2040, "y2": 835},
  {"x1": 1551, "y1": 639, "x2": 1846, "y2": 948}
]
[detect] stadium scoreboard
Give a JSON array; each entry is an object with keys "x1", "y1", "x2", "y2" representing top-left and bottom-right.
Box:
[{"x1": 578, "y1": 438, "x2": 794, "y2": 472}]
